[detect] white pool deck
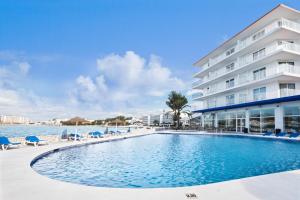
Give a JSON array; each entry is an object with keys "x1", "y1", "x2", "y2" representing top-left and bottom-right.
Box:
[{"x1": 1, "y1": 130, "x2": 300, "y2": 200}]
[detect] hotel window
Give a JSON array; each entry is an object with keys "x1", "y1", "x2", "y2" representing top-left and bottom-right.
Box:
[
  {"x1": 284, "y1": 106, "x2": 300, "y2": 133},
  {"x1": 252, "y1": 29, "x2": 265, "y2": 41},
  {"x1": 226, "y1": 48, "x2": 235, "y2": 56},
  {"x1": 279, "y1": 61, "x2": 294, "y2": 65},
  {"x1": 226, "y1": 78, "x2": 235, "y2": 88},
  {"x1": 226, "y1": 94, "x2": 235, "y2": 105},
  {"x1": 278, "y1": 40, "x2": 294, "y2": 45},
  {"x1": 217, "y1": 112, "x2": 238, "y2": 132},
  {"x1": 207, "y1": 99, "x2": 216, "y2": 108},
  {"x1": 226, "y1": 63, "x2": 235, "y2": 72},
  {"x1": 278, "y1": 61, "x2": 295, "y2": 73},
  {"x1": 239, "y1": 93, "x2": 247, "y2": 103},
  {"x1": 250, "y1": 109, "x2": 275, "y2": 133},
  {"x1": 204, "y1": 113, "x2": 215, "y2": 129},
  {"x1": 253, "y1": 87, "x2": 266, "y2": 101},
  {"x1": 280, "y1": 83, "x2": 295, "y2": 97},
  {"x1": 253, "y1": 67, "x2": 266, "y2": 80},
  {"x1": 253, "y1": 48, "x2": 265, "y2": 60}
]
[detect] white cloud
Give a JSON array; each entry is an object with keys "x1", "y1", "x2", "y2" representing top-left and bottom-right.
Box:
[
  {"x1": 0, "y1": 50, "x2": 188, "y2": 120},
  {"x1": 71, "y1": 51, "x2": 186, "y2": 113}
]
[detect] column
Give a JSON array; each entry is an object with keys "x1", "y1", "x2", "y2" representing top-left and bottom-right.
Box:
[
  {"x1": 214, "y1": 113, "x2": 218, "y2": 128},
  {"x1": 245, "y1": 109, "x2": 250, "y2": 130},
  {"x1": 201, "y1": 114, "x2": 205, "y2": 128},
  {"x1": 275, "y1": 106, "x2": 284, "y2": 131}
]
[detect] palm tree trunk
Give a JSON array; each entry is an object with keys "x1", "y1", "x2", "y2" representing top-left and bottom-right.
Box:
[{"x1": 177, "y1": 111, "x2": 180, "y2": 130}]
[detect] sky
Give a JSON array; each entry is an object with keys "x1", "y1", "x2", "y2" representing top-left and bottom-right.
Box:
[{"x1": 0, "y1": 0, "x2": 300, "y2": 121}]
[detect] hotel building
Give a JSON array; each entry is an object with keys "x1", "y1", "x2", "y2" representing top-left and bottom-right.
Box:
[{"x1": 193, "y1": 4, "x2": 300, "y2": 133}]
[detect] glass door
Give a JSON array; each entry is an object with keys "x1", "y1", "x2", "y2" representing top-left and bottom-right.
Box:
[{"x1": 237, "y1": 118, "x2": 246, "y2": 133}]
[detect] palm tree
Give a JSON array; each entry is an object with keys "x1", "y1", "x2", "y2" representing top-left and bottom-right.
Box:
[{"x1": 166, "y1": 91, "x2": 189, "y2": 129}]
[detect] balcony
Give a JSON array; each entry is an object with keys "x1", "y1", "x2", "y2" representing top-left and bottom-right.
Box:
[
  {"x1": 192, "y1": 93, "x2": 204, "y2": 100},
  {"x1": 192, "y1": 79, "x2": 203, "y2": 88},
  {"x1": 197, "y1": 62, "x2": 300, "y2": 100},
  {"x1": 193, "y1": 42, "x2": 300, "y2": 89},
  {"x1": 194, "y1": 18, "x2": 300, "y2": 77}
]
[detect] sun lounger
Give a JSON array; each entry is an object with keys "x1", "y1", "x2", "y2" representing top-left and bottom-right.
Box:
[
  {"x1": 289, "y1": 133, "x2": 300, "y2": 138},
  {"x1": 25, "y1": 136, "x2": 47, "y2": 146},
  {"x1": 0, "y1": 136, "x2": 21, "y2": 150},
  {"x1": 68, "y1": 133, "x2": 83, "y2": 141},
  {"x1": 88, "y1": 131, "x2": 103, "y2": 138},
  {"x1": 263, "y1": 131, "x2": 273, "y2": 136},
  {"x1": 276, "y1": 132, "x2": 287, "y2": 137}
]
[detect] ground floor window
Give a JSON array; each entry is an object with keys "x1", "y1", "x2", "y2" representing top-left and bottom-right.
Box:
[
  {"x1": 250, "y1": 108, "x2": 275, "y2": 133},
  {"x1": 204, "y1": 113, "x2": 215, "y2": 129},
  {"x1": 284, "y1": 106, "x2": 300, "y2": 133},
  {"x1": 217, "y1": 111, "x2": 245, "y2": 132}
]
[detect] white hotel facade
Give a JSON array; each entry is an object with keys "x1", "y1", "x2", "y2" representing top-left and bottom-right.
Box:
[{"x1": 193, "y1": 4, "x2": 300, "y2": 134}]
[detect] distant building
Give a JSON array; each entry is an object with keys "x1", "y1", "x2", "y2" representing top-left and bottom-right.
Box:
[
  {"x1": 140, "y1": 112, "x2": 188, "y2": 126},
  {"x1": 126, "y1": 117, "x2": 143, "y2": 126},
  {"x1": 141, "y1": 115, "x2": 151, "y2": 126},
  {"x1": 0, "y1": 115, "x2": 31, "y2": 124}
]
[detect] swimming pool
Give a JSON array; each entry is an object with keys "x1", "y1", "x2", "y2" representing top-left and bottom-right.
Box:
[{"x1": 32, "y1": 134, "x2": 300, "y2": 188}]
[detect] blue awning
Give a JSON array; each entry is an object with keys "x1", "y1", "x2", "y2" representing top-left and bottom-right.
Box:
[{"x1": 193, "y1": 95, "x2": 300, "y2": 113}]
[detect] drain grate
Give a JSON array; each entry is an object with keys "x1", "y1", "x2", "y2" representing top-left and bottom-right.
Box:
[{"x1": 186, "y1": 193, "x2": 198, "y2": 199}]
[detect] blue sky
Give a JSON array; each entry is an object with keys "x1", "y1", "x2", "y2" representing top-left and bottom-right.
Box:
[{"x1": 0, "y1": 0, "x2": 300, "y2": 120}]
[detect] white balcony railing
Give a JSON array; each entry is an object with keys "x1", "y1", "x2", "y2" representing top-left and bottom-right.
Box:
[
  {"x1": 281, "y1": 18, "x2": 300, "y2": 32},
  {"x1": 192, "y1": 79, "x2": 203, "y2": 88},
  {"x1": 199, "y1": 62, "x2": 300, "y2": 98},
  {"x1": 196, "y1": 18, "x2": 300, "y2": 74},
  {"x1": 192, "y1": 93, "x2": 204, "y2": 100},
  {"x1": 193, "y1": 42, "x2": 300, "y2": 89}
]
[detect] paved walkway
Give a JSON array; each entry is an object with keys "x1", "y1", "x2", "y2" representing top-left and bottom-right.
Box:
[{"x1": 1, "y1": 130, "x2": 300, "y2": 200}]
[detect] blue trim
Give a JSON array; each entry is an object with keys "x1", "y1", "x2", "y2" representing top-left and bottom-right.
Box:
[{"x1": 194, "y1": 95, "x2": 300, "y2": 113}]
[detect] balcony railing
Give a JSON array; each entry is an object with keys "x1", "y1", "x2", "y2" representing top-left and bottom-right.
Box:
[
  {"x1": 192, "y1": 79, "x2": 203, "y2": 88},
  {"x1": 199, "y1": 63, "x2": 300, "y2": 98},
  {"x1": 192, "y1": 93, "x2": 204, "y2": 100},
  {"x1": 193, "y1": 42, "x2": 300, "y2": 89},
  {"x1": 195, "y1": 18, "x2": 300, "y2": 75}
]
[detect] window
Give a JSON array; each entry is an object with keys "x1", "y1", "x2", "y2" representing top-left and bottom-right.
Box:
[
  {"x1": 278, "y1": 40, "x2": 294, "y2": 45},
  {"x1": 226, "y1": 78, "x2": 235, "y2": 88},
  {"x1": 280, "y1": 83, "x2": 295, "y2": 97},
  {"x1": 226, "y1": 63, "x2": 235, "y2": 72},
  {"x1": 253, "y1": 48, "x2": 265, "y2": 60},
  {"x1": 239, "y1": 93, "x2": 247, "y2": 103},
  {"x1": 284, "y1": 106, "x2": 300, "y2": 133},
  {"x1": 253, "y1": 87, "x2": 266, "y2": 101},
  {"x1": 204, "y1": 113, "x2": 215, "y2": 129},
  {"x1": 226, "y1": 94, "x2": 235, "y2": 105},
  {"x1": 207, "y1": 99, "x2": 216, "y2": 108},
  {"x1": 252, "y1": 29, "x2": 265, "y2": 41},
  {"x1": 253, "y1": 67, "x2": 266, "y2": 80},
  {"x1": 226, "y1": 48, "x2": 235, "y2": 56},
  {"x1": 278, "y1": 61, "x2": 295, "y2": 73},
  {"x1": 250, "y1": 109, "x2": 275, "y2": 133},
  {"x1": 278, "y1": 61, "x2": 294, "y2": 65},
  {"x1": 217, "y1": 112, "x2": 244, "y2": 132}
]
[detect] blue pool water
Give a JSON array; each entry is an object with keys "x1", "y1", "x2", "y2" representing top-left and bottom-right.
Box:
[
  {"x1": 0, "y1": 125, "x2": 127, "y2": 137},
  {"x1": 32, "y1": 134, "x2": 300, "y2": 188}
]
